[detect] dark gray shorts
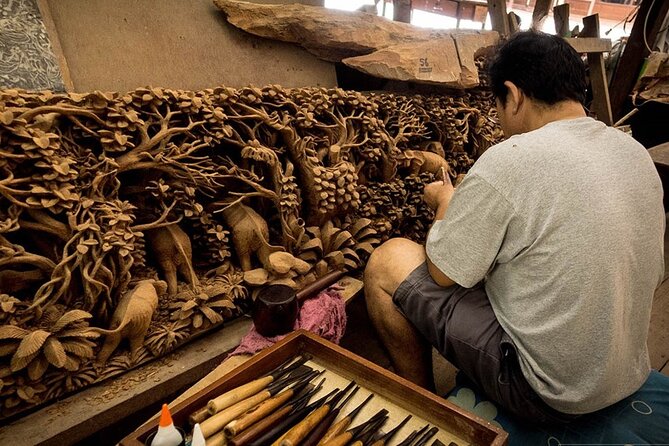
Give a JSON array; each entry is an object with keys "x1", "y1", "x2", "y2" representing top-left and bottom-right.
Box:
[{"x1": 393, "y1": 262, "x2": 580, "y2": 425}]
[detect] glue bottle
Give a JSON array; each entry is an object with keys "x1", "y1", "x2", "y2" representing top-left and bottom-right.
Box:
[
  {"x1": 150, "y1": 404, "x2": 183, "y2": 446},
  {"x1": 190, "y1": 423, "x2": 205, "y2": 446}
]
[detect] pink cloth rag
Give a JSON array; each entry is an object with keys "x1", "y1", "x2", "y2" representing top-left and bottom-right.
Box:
[{"x1": 230, "y1": 286, "x2": 347, "y2": 357}]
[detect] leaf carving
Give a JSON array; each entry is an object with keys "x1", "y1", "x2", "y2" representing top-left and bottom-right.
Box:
[
  {"x1": 52, "y1": 310, "x2": 93, "y2": 333},
  {"x1": 63, "y1": 356, "x2": 80, "y2": 372},
  {"x1": 11, "y1": 350, "x2": 40, "y2": 372},
  {"x1": 350, "y1": 218, "x2": 373, "y2": 235},
  {"x1": 33, "y1": 136, "x2": 50, "y2": 149},
  {"x1": 200, "y1": 306, "x2": 223, "y2": 324},
  {"x1": 0, "y1": 110, "x2": 14, "y2": 125},
  {"x1": 12, "y1": 330, "x2": 50, "y2": 371},
  {"x1": 300, "y1": 238, "x2": 323, "y2": 254},
  {"x1": 209, "y1": 299, "x2": 236, "y2": 309},
  {"x1": 17, "y1": 386, "x2": 36, "y2": 401},
  {"x1": 0, "y1": 325, "x2": 29, "y2": 340},
  {"x1": 331, "y1": 230, "x2": 353, "y2": 251},
  {"x1": 62, "y1": 340, "x2": 95, "y2": 359},
  {"x1": 43, "y1": 337, "x2": 67, "y2": 368},
  {"x1": 27, "y1": 356, "x2": 49, "y2": 380},
  {"x1": 192, "y1": 313, "x2": 203, "y2": 329}
]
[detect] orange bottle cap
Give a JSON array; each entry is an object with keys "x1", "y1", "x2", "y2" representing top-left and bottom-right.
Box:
[{"x1": 159, "y1": 404, "x2": 173, "y2": 428}]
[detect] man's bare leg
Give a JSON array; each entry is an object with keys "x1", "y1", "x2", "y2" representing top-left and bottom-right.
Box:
[{"x1": 364, "y1": 238, "x2": 435, "y2": 391}]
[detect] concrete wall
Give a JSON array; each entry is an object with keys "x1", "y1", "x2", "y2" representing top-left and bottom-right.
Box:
[{"x1": 39, "y1": 0, "x2": 335, "y2": 92}]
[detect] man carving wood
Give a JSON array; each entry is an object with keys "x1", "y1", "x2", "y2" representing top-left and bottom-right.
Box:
[{"x1": 364, "y1": 32, "x2": 664, "y2": 424}]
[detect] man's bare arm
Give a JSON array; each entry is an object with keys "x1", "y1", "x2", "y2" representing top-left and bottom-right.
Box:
[{"x1": 423, "y1": 184, "x2": 457, "y2": 288}]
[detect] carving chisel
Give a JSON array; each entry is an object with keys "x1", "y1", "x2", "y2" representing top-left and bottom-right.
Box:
[
  {"x1": 317, "y1": 393, "x2": 373, "y2": 445},
  {"x1": 206, "y1": 356, "x2": 309, "y2": 415},
  {"x1": 319, "y1": 409, "x2": 389, "y2": 446},
  {"x1": 275, "y1": 381, "x2": 357, "y2": 446},
  {"x1": 228, "y1": 379, "x2": 324, "y2": 446},
  {"x1": 299, "y1": 384, "x2": 360, "y2": 446},
  {"x1": 201, "y1": 366, "x2": 314, "y2": 438},
  {"x1": 247, "y1": 387, "x2": 340, "y2": 446},
  {"x1": 369, "y1": 414, "x2": 412, "y2": 446},
  {"x1": 224, "y1": 370, "x2": 322, "y2": 437}
]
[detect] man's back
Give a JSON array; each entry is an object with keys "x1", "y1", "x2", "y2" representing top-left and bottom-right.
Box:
[{"x1": 469, "y1": 117, "x2": 664, "y2": 413}]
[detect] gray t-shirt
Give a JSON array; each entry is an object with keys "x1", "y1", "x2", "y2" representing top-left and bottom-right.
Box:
[{"x1": 426, "y1": 117, "x2": 665, "y2": 414}]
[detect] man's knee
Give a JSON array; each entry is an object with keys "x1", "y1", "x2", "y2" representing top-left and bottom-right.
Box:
[{"x1": 364, "y1": 237, "x2": 425, "y2": 297}]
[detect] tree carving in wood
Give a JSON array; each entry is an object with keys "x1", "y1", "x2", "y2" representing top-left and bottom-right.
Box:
[{"x1": 0, "y1": 83, "x2": 500, "y2": 418}]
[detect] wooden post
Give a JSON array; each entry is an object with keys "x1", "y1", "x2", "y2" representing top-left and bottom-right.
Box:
[
  {"x1": 531, "y1": 0, "x2": 554, "y2": 31},
  {"x1": 508, "y1": 11, "x2": 521, "y2": 34},
  {"x1": 553, "y1": 3, "x2": 570, "y2": 37},
  {"x1": 486, "y1": 0, "x2": 510, "y2": 36},
  {"x1": 580, "y1": 13, "x2": 598, "y2": 39},
  {"x1": 580, "y1": 14, "x2": 613, "y2": 125},
  {"x1": 609, "y1": 0, "x2": 669, "y2": 120},
  {"x1": 393, "y1": 0, "x2": 412, "y2": 23}
]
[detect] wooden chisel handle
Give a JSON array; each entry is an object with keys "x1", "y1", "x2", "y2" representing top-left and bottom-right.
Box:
[
  {"x1": 296, "y1": 270, "x2": 345, "y2": 301},
  {"x1": 229, "y1": 405, "x2": 293, "y2": 446},
  {"x1": 208, "y1": 375, "x2": 274, "y2": 415},
  {"x1": 275, "y1": 405, "x2": 330, "y2": 446},
  {"x1": 225, "y1": 388, "x2": 294, "y2": 437},
  {"x1": 317, "y1": 417, "x2": 351, "y2": 445},
  {"x1": 319, "y1": 432, "x2": 353, "y2": 446},
  {"x1": 350, "y1": 442, "x2": 364, "y2": 446},
  {"x1": 205, "y1": 430, "x2": 226, "y2": 446},
  {"x1": 190, "y1": 405, "x2": 211, "y2": 425},
  {"x1": 202, "y1": 390, "x2": 271, "y2": 438}
]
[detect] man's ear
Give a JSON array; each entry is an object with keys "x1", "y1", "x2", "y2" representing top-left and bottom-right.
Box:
[{"x1": 503, "y1": 81, "x2": 524, "y2": 114}]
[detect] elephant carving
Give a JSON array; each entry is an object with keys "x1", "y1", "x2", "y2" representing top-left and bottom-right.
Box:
[
  {"x1": 90, "y1": 279, "x2": 167, "y2": 365},
  {"x1": 145, "y1": 223, "x2": 199, "y2": 296},
  {"x1": 216, "y1": 200, "x2": 282, "y2": 271},
  {"x1": 401, "y1": 149, "x2": 452, "y2": 178}
]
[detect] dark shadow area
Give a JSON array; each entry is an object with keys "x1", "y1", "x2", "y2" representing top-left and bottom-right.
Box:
[{"x1": 630, "y1": 100, "x2": 669, "y2": 149}]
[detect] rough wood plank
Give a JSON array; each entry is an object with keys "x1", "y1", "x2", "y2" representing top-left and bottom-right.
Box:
[
  {"x1": 343, "y1": 38, "x2": 474, "y2": 88},
  {"x1": 580, "y1": 13, "x2": 600, "y2": 39},
  {"x1": 565, "y1": 37, "x2": 612, "y2": 54},
  {"x1": 342, "y1": 33, "x2": 501, "y2": 88},
  {"x1": 486, "y1": 0, "x2": 509, "y2": 36},
  {"x1": 337, "y1": 276, "x2": 364, "y2": 303},
  {"x1": 214, "y1": 0, "x2": 498, "y2": 66},
  {"x1": 554, "y1": 3, "x2": 570, "y2": 37},
  {"x1": 0, "y1": 317, "x2": 252, "y2": 446},
  {"x1": 507, "y1": 11, "x2": 521, "y2": 34}
]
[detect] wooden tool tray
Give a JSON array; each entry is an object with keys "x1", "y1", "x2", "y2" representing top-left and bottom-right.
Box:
[{"x1": 120, "y1": 330, "x2": 508, "y2": 445}]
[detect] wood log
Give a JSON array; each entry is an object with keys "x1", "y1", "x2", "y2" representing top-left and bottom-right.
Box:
[{"x1": 214, "y1": 0, "x2": 429, "y2": 61}]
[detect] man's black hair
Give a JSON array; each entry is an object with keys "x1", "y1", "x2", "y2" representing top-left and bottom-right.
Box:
[{"x1": 488, "y1": 31, "x2": 587, "y2": 106}]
